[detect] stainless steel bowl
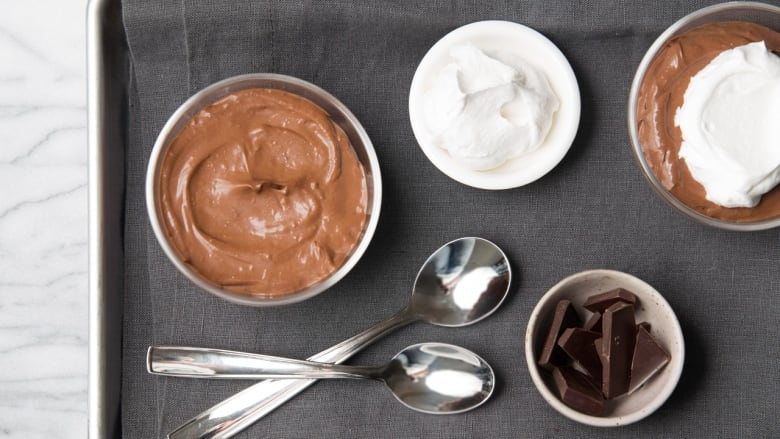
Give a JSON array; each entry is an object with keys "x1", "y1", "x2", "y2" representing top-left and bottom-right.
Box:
[
  {"x1": 628, "y1": 1, "x2": 780, "y2": 231},
  {"x1": 146, "y1": 74, "x2": 382, "y2": 306}
]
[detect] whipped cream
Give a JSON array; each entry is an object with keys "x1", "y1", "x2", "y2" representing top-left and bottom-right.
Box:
[
  {"x1": 422, "y1": 44, "x2": 559, "y2": 171},
  {"x1": 675, "y1": 41, "x2": 780, "y2": 208}
]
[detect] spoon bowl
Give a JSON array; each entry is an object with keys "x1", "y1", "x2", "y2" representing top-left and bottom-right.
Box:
[
  {"x1": 410, "y1": 237, "x2": 511, "y2": 326},
  {"x1": 148, "y1": 342, "x2": 495, "y2": 415},
  {"x1": 383, "y1": 343, "x2": 495, "y2": 414}
]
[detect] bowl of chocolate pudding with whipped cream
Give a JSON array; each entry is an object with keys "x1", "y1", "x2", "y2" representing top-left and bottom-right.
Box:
[
  {"x1": 146, "y1": 74, "x2": 381, "y2": 306},
  {"x1": 629, "y1": 2, "x2": 780, "y2": 230}
]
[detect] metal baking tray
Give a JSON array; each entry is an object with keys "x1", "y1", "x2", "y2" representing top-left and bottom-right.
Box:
[
  {"x1": 88, "y1": 0, "x2": 127, "y2": 437},
  {"x1": 85, "y1": 1, "x2": 780, "y2": 437}
]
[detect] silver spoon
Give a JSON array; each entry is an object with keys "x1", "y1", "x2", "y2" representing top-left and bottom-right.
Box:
[
  {"x1": 165, "y1": 237, "x2": 511, "y2": 438},
  {"x1": 148, "y1": 342, "x2": 495, "y2": 415}
]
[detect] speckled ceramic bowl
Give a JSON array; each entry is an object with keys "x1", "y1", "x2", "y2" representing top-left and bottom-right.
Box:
[{"x1": 525, "y1": 269, "x2": 685, "y2": 427}]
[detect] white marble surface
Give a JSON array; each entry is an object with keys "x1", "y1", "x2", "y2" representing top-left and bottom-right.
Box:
[{"x1": 0, "y1": 0, "x2": 89, "y2": 437}]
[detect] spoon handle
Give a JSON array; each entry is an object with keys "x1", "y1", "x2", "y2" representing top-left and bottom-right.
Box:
[
  {"x1": 148, "y1": 346, "x2": 382, "y2": 380},
  {"x1": 166, "y1": 309, "x2": 413, "y2": 439}
]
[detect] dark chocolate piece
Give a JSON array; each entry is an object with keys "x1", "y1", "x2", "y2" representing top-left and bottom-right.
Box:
[
  {"x1": 628, "y1": 326, "x2": 671, "y2": 394},
  {"x1": 538, "y1": 299, "x2": 581, "y2": 370},
  {"x1": 552, "y1": 366, "x2": 605, "y2": 416},
  {"x1": 600, "y1": 302, "x2": 636, "y2": 399},
  {"x1": 557, "y1": 328, "x2": 602, "y2": 383},
  {"x1": 583, "y1": 288, "x2": 638, "y2": 313},
  {"x1": 583, "y1": 312, "x2": 602, "y2": 332}
]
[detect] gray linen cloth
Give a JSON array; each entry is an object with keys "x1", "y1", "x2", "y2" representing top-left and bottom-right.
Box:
[{"x1": 120, "y1": 0, "x2": 780, "y2": 437}]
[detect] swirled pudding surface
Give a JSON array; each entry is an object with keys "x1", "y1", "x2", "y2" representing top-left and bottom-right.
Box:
[{"x1": 159, "y1": 88, "x2": 368, "y2": 296}]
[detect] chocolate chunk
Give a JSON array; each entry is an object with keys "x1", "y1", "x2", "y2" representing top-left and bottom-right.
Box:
[
  {"x1": 583, "y1": 312, "x2": 602, "y2": 332},
  {"x1": 538, "y1": 300, "x2": 581, "y2": 370},
  {"x1": 557, "y1": 328, "x2": 602, "y2": 383},
  {"x1": 583, "y1": 288, "x2": 638, "y2": 313},
  {"x1": 552, "y1": 366, "x2": 605, "y2": 416},
  {"x1": 600, "y1": 302, "x2": 636, "y2": 398},
  {"x1": 628, "y1": 326, "x2": 671, "y2": 394}
]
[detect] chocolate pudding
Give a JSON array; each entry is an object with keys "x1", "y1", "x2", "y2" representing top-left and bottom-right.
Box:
[
  {"x1": 637, "y1": 22, "x2": 780, "y2": 222},
  {"x1": 158, "y1": 88, "x2": 368, "y2": 296}
]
